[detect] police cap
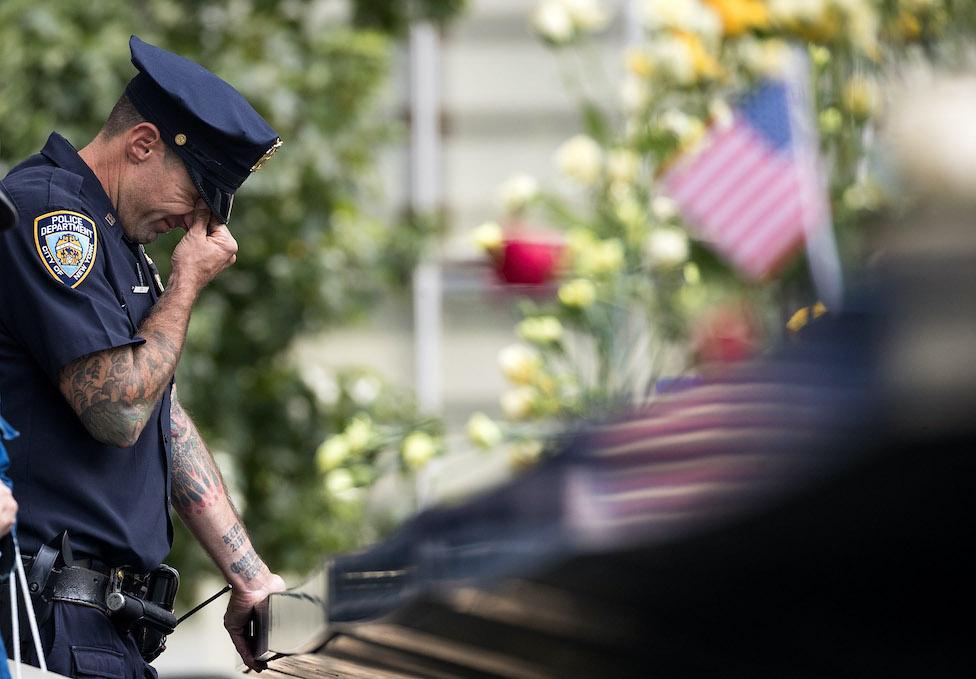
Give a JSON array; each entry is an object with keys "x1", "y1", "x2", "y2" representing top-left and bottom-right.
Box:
[{"x1": 124, "y1": 35, "x2": 281, "y2": 224}]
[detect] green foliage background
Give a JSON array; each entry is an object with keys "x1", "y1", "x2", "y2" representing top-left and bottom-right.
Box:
[{"x1": 0, "y1": 0, "x2": 464, "y2": 596}]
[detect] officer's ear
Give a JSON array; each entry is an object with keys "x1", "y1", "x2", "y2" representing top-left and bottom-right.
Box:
[{"x1": 125, "y1": 122, "x2": 165, "y2": 165}]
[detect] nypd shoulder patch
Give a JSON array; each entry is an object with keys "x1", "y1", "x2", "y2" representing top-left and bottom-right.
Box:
[{"x1": 33, "y1": 210, "x2": 98, "y2": 288}]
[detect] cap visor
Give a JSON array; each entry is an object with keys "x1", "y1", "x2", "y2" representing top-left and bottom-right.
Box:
[
  {"x1": 186, "y1": 165, "x2": 235, "y2": 225},
  {"x1": 0, "y1": 184, "x2": 18, "y2": 231}
]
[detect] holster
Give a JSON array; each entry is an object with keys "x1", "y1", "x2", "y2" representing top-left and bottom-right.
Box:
[{"x1": 9, "y1": 531, "x2": 180, "y2": 663}]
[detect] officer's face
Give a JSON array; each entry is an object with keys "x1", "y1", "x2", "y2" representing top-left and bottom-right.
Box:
[{"x1": 121, "y1": 146, "x2": 201, "y2": 244}]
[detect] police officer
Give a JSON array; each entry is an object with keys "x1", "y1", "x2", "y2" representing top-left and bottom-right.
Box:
[{"x1": 0, "y1": 36, "x2": 285, "y2": 676}]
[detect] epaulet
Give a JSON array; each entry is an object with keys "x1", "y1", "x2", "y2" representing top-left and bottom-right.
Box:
[
  {"x1": 2, "y1": 165, "x2": 84, "y2": 225},
  {"x1": 46, "y1": 167, "x2": 85, "y2": 209}
]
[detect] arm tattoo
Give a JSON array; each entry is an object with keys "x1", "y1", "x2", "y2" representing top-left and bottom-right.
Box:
[
  {"x1": 58, "y1": 283, "x2": 192, "y2": 447},
  {"x1": 170, "y1": 395, "x2": 226, "y2": 515},
  {"x1": 229, "y1": 548, "x2": 261, "y2": 582},
  {"x1": 222, "y1": 522, "x2": 245, "y2": 551}
]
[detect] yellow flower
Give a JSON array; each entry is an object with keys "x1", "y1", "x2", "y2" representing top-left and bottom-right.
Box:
[
  {"x1": 466, "y1": 412, "x2": 503, "y2": 449},
  {"x1": 683, "y1": 261, "x2": 701, "y2": 285},
  {"x1": 787, "y1": 302, "x2": 828, "y2": 334},
  {"x1": 472, "y1": 221, "x2": 504, "y2": 253},
  {"x1": 517, "y1": 316, "x2": 564, "y2": 344},
  {"x1": 498, "y1": 344, "x2": 542, "y2": 384},
  {"x1": 344, "y1": 415, "x2": 374, "y2": 454},
  {"x1": 501, "y1": 386, "x2": 537, "y2": 420},
  {"x1": 315, "y1": 435, "x2": 350, "y2": 473},
  {"x1": 703, "y1": 0, "x2": 769, "y2": 36},
  {"x1": 818, "y1": 107, "x2": 843, "y2": 136},
  {"x1": 401, "y1": 431, "x2": 438, "y2": 470},
  {"x1": 842, "y1": 74, "x2": 881, "y2": 120},
  {"x1": 625, "y1": 47, "x2": 654, "y2": 78},
  {"x1": 594, "y1": 238, "x2": 625, "y2": 275},
  {"x1": 673, "y1": 31, "x2": 722, "y2": 81},
  {"x1": 558, "y1": 278, "x2": 597, "y2": 308}
]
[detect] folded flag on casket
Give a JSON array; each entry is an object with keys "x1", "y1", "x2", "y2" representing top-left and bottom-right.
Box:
[{"x1": 659, "y1": 56, "x2": 832, "y2": 281}]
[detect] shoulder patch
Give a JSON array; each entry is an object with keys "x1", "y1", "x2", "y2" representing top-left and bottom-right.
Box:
[{"x1": 33, "y1": 210, "x2": 98, "y2": 288}]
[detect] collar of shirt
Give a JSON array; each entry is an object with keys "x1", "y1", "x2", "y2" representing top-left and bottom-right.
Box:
[{"x1": 40, "y1": 132, "x2": 124, "y2": 241}]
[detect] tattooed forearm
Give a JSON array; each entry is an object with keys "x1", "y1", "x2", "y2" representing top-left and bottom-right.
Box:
[
  {"x1": 222, "y1": 522, "x2": 245, "y2": 551},
  {"x1": 170, "y1": 396, "x2": 226, "y2": 515},
  {"x1": 57, "y1": 281, "x2": 197, "y2": 447},
  {"x1": 229, "y1": 548, "x2": 261, "y2": 581}
]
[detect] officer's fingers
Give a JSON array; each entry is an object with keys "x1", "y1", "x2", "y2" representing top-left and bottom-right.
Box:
[
  {"x1": 228, "y1": 628, "x2": 263, "y2": 672},
  {"x1": 188, "y1": 201, "x2": 210, "y2": 233}
]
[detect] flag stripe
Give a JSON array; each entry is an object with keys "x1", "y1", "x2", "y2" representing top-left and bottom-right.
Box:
[
  {"x1": 659, "y1": 74, "x2": 829, "y2": 280},
  {"x1": 665, "y1": 126, "x2": 755, "y2": 204}
]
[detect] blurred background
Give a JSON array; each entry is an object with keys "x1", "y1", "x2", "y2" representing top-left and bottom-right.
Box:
[{"x1": 3, "y1": 0, "x2": 976, "y2": 674}]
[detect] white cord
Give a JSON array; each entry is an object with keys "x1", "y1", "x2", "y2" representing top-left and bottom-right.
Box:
[
  {"x1": 12, "y1": 541, "x2": 46, "y2": 672},
  {"x1": 9, "y1": 572, "x2": 20, "y2": 679}
]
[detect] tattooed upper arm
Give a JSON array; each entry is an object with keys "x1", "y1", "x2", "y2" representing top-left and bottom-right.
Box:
[
  {"x1": 57, "y1": 328, "x2": 181, "y2": 448},
  {"x1": 58, "y1": 346, "x2": 151, "y2": 448}
]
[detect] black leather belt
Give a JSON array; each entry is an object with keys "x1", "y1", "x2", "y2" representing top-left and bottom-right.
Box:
[
  {"x1": 22, "y1": 556, "x2": 128, "y2": 613},
  {"x1": 48, "y1": 564, "x2": 112, "y2": 612}
]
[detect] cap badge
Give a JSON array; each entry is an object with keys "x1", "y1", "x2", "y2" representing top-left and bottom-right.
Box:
[
  {"x1": 175, "y1": 133, "x2": 187, "y2": 146},
  {"x1": 250, "y1": 138, "x2": 283, "y2": 172}
]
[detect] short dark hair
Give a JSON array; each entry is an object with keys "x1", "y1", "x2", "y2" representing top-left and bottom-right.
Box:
[
  {"x1": 100, "y1": 95, "x2": 145, "y2": 139},
  {"x1": 100, "y1": 94, "x2": 180, "y2": 166}
]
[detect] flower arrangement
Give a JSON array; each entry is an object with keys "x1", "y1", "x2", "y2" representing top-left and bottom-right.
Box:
[{"x1": 467, "y1": 0, "x2": 975, "y2": 460}]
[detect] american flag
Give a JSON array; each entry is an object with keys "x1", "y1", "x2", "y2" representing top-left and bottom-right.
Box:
[{"x1": 660, "y1": 67, "x2": 831, "y2": 281}]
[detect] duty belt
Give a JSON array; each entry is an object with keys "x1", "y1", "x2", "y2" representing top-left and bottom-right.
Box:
[{"x1": 23, "y1": 555, "x2": 120, "y2": 613}]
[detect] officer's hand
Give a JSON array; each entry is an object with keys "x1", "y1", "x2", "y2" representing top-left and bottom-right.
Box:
[
  {"x1": 224, "y1": 572, "x2": 287, "y2": 672},
  {"x1": 0, "y1": 483, "x2": 18, "y2": 537},
  {"x1": 170, "y1": 200, "x2": 238, "y2": 292}
]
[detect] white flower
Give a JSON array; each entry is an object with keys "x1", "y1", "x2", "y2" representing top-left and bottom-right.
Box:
[
  {"x1": 324, "y1": 468, "x2": 355, "y2": 497},
  {"x1": 736, "y1": 37, "x2": 788, "y2": 77},
  {"x1": 651, "y1": 195, "x2": 678, "y2": 221},
  {"x1": 497, "y1": 173, "x2": 540, "y2": 214},
  {"x1": 769, "y1": 0, "x2": 827, "y2": 24},
  {"x1": 709, "y1": 98, "x2": 734, "y2": 129},
  {"x1": 555, "y1": 135, "x2": 604, "y2": 186},
  {"x1": 564, "y1": 0, "x2": 610, "y2": 31},
  {"x1": 402, "y1": 431, "x2": 438, "y2": 470},
  {"x1": 302, "y1": 366, "x2": 339, "y2": 407},
  {"x1": 472, "y1": 220, "x2": 504, "y2": 252},
  {"x1": 467, "y1": 412, "x2": 503, "y2": 449},
  {"x1": 532, "y1": 0, "x2": 575, "y2": 44},
  {"x1": 621, "y1": 75, "x2": 651, "y2": 113},
  {"x1": 645, "y1": 35, "x2": 695, "y2": 85},
  {"x1": 316, "y1": 435, "x2": 350, "y2": 472},
  {"x1": 501, "y1": 386, "x2": 537, "y2": 420},
  {"x1": 646, "y1": 228, "x2": 690, "y2": 267},
  {"x1": 349, "y1": 375, "x2": 381, "y2": 406},
  {"x1": 659, "y1": 109, "x2": 705, "y2": 149},
  {"x1": 498, "y1": 344, "x2": 542, "y2": 384},
  {"x1": 640, "y1": 0, "x2": 720, "y2": 37},
  {"x1": 606, "y1": 148, "x2": 641, "y2": 183}
]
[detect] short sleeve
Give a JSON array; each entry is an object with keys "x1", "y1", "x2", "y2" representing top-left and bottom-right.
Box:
[{"x1": 0, "y1": 199, "x2": 144, "y2": 382}]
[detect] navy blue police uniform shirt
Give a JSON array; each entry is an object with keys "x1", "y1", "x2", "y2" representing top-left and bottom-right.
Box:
[{"x1": 0, "y1": 132, "x2": 173, "y2": 572}]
